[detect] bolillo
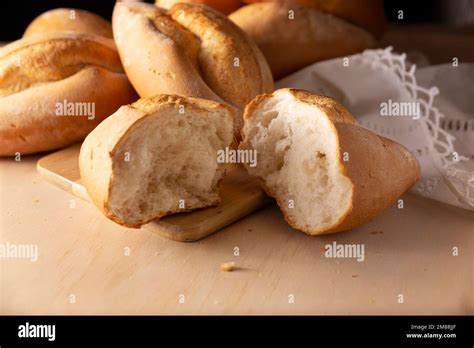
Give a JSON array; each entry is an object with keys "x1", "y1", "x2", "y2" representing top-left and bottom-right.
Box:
[
  {"x1": 112, "y1": 1, "x2": 274, "y2": 134},
  {"x1": 0, "y1": 32, "x2": 137, "y2": 156},
  {"x1": 239, "y1": 89, "x2": 420, "y2": 235}
]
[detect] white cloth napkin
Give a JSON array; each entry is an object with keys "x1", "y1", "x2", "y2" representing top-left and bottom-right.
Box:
[{"x1": 276, "y1": 47, "x2": 474, "y2": 210}]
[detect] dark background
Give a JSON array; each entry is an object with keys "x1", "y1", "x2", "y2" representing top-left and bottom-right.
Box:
[{"x1": 0, "y1": 0, "x2": 472, "y2": 41}]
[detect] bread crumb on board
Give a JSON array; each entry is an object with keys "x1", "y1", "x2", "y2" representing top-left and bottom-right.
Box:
[{"x1": 220, "y1": 262, "x2": 236, "y2": 272}]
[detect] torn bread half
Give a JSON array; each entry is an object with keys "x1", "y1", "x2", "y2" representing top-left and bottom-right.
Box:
[
  {"x1": 79, "y1": 94, "x2": 235, "y2": 228},
  {"x1": 239, "y1": 89, "x2": 420, "y2": 235}
]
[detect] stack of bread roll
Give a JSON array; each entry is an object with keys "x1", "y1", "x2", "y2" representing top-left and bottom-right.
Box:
[{"x1": 1, "y1": 2, "x2": 421, "y2": 236}]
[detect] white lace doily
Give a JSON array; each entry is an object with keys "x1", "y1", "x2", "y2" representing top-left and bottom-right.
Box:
[{"x1": 276, "y1": 47, "x2": 474, "y2": 210}]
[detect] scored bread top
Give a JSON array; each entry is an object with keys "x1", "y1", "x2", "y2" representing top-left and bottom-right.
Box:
[
  {"x1": 113, "y1": 1, "x2": 274, "y2": 110},
  {"x1": 0, "y1": 32, "x2": 137, "y2": 156},
  {"x1": 0, "y1": 32, "x2": 122, "y2": 97},
  {"x1": 230, "y1": 2, "x2": 376, "y2": 79},
  {"x1": 169, "y1": 2, "x2": 274, "y2": 108},
  {"x1": 113, "y1": 2, "x2": 226, "y2": 103},
  {"x1": 123, "y1": 3, "x2": 201, "y2": 67}
]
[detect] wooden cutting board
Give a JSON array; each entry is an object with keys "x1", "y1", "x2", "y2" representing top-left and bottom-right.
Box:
[{"x1": 36, "y1": 144, "x2": 271, "y2": 242}]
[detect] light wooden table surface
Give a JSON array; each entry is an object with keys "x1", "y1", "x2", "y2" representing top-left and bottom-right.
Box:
[{"x1": 1, "y1": 154, "x2": 473, "y2": 315}]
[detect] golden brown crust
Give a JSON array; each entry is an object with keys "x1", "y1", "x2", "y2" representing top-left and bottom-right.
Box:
[
  {"x1": 113, "y1": 2, "x2": 222, "y2": 101},
  {"x1": 112, "y1": 1, "x2": 273, "y2": 134},
  {"x1": 319, "y1": 123, "x2": 420, "y2": 234},
  {"x1": 79, "y1": 104, "x2": 144, "y2": 226},
  {"x1": 241, "y1": 0, "x2": 386, "y2": 38},
  {"x1": 0, "y1": 33, "x2": 121, "y2": 97},
  {"x1": 240, "y1": 88, "x2": 420, "y2": 235},
  {"x1": 241, "y1": 88, "x2": 355, "y2": 126},
  {"x1": 131, "y1": 93, "x2": 237, "y2": 117},
  {"x1": 169, "y1": 2, "x2": 273, "y2": 108},
  {"x1": 286, "y1": 89, "x2": 356, "y2": 125},
  {"x1": 23, "y1": 8, "x2": 113, "y2": 38},
  {"x1": 79, "y1": 94, "x2": 233, "y2": 228},
  {"x1": 0, "y1": 33, "x2": 137, "y2": 156},
  {"x1": 156, "y1": 0, "x2": 243, "y2": 15},
  {"x1": 229, "y1": 2, "x2": 377, "y2": 79}
]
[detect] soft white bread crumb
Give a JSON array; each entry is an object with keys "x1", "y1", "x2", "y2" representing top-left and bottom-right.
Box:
[
  {"x1": 239, "y1": 89, "x2": 420, "y2": 235},
  {"x1": 79, "y1": 94, "x2": 235, "y2": 228}
]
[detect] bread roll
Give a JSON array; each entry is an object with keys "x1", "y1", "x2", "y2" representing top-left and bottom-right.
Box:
[
  {"x1": 0, "y1": 33, "x2": 137, "y2": 156},
  {"x1": 229, "y1": 2, "x2": 377, "y2": 79},
  {"x1": 241, "y1": 0, "x2": 386, "y2": 38},
  {"x1": 156, "y1": 0, "x2": 243, "y2": 15},
  {"x1": 79, "y1": 94, "x2": 235, "y2": 228},
  {"x1": 239, "y1": 89, "x2": 420, "y2": 235},
  {"x1": 112, "y1": 2, "x2": 273, "y2": 133},
  {"x1": 23, "y1": 8, "x2": 113, "y2": 38}
]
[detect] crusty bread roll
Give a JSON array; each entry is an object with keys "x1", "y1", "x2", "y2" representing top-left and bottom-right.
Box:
[
  {"x1": 241, "y1": 0, "x2": 386, "y2": 38},
  {"x1": 239, "y1": 89, "x2": 420, "y2": 235},
  {"x1": 23, "y1": 8, "x2": 113, "y2": 38},
  {"x1": 79, "y1": 94, "x2": 235, "y2": 228},
  {"x1": 0, "y1": 32, "x2": 137, "y2": 156},
  {"x1": 156, "y1": 0, "x2": 243, "y2": 15},
  {"x1": 112, "y1": 2, "x2": 273, "y2": 133},
  {"x1": 229, "y1": 2, "x2": 377, "y2": 79}
]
